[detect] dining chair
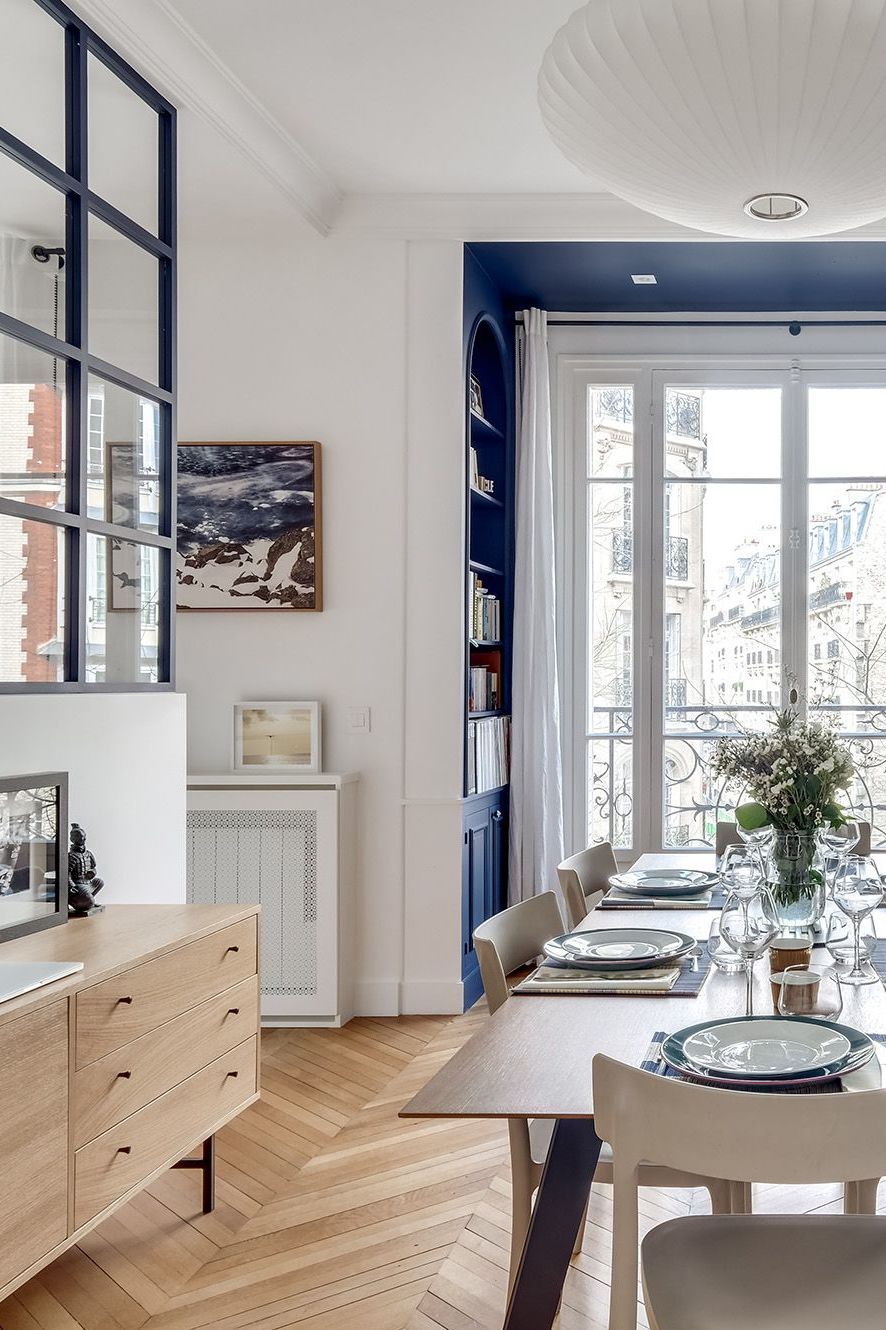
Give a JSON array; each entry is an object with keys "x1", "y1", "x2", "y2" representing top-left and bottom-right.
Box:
[
  {"x1": 473, "y1": 896, "x2": 732, "y2": 1297},
  {"x1": 593, "y1": 1053, "x2": 886, "y2": 1330},
  {"x1": 857, "y1": 819, "x2": 872, "y2": 855},
  {"x1": 715, "y1": 820, "x2": 743, "y2": 859},
  {"x1": 558, "y1": 841, "x2": 616, "y2": 929}
]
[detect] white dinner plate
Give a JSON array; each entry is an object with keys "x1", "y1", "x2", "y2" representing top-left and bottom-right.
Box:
[
  {"x1": 543, "y1": 927, "x2": 696, "y2": 970},
  {"x1": 681, "y1": 1018, "x2": 851, "y2": 1077},
  {"x1": 610, "y1": 868, "x2": 718, "y2": 898},
  {"x1": 663, "y1": 1017, "x2": 875, "y2": 1086}
]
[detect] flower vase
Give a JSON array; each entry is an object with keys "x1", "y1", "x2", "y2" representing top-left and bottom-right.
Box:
[{"x1": 766, "y1": 829, "x2": 826, "y2": 930}]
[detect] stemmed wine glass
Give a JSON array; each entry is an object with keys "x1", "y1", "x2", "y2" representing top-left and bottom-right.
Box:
[
  {"x1": 720, "y1": 889, "x2": 778, "y2": 1016},
  {"x1": 736, "y1": 823, "x2": 774, "y2": 884},
  {"x1": 832, "y1": 855, "x2": 884, "y2": 986},
  {"x1": 720, "y1": 845, "x2": 762, "y2": 901},
  {"x1": 819, "y1": 820, "x2": 861, "y2": 895}
]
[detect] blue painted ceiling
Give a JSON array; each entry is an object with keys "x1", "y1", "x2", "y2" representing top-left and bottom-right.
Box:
[{"x1": 467, "y1": 241, "x2": 886, "y2": 313}]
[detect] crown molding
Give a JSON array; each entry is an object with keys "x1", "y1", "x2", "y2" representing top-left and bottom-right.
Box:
[
  {"x1": 334, "y1": 192, "x2": 886, "y2": 242},
  {"x1": 73, "y1": 0, "x2": 342, "y2": 235}
]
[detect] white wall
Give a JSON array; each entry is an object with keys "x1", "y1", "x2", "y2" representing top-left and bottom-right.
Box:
[
  {"x1": 176, "y1": 229, "x2": 466, "y2": 1013},
  {"x1": 0, "y1": 693, "x2": 187, "y2": 903}
]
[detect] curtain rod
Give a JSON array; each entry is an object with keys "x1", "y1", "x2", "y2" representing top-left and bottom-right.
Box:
[{"x1": 515, "y1": 316, "x2": 886, "y2": 331}]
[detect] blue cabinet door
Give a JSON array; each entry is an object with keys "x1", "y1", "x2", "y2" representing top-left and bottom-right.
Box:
[{"x1": 462, "y1": 790, "x2": 508, "y2": 1010}]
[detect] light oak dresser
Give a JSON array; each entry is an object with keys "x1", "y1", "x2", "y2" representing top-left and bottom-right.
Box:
[{"x1": 0, "y1": 903, "x2": 260, "y2": 1302}]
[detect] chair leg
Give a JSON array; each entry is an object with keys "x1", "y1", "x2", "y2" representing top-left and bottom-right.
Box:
[
  {"x1": 728, "y1": 1181, "x2": 752, "y2": 1214},
  {"x1": 707, "y1": 1178, "x2": 732, "y2": 1214},
  {"x1": 572, "y1": 1191, "x2": 590, "y2": 1256},
  {"x1": 847, "y1": 1178, "x2": 880, "y2": 1214}
]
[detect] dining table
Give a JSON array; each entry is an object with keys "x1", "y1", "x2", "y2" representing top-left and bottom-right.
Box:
[{"x1": 400, "y1": 851, "x2": 886, "y2": 1330}]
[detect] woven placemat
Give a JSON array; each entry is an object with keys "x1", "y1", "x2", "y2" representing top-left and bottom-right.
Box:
[
  {"x1": 515, "y1": 948, "x2": 713, "y2": 997},
  {"x1": 600, "y1": 887, "x2": 726, "y2": 911}
]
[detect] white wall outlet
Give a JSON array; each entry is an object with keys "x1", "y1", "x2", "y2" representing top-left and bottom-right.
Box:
[{"x1": 347, "y1": 706, "x2": 371, "y2": 733}]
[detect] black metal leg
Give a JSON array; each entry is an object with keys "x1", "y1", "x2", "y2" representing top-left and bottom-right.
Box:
[
  {"x1": 503, "y1": 1118, "x2": 602, "y2": 1330},
  {"x1": 172, "y1": 1135, "x2": 216, "y2": 1213}
]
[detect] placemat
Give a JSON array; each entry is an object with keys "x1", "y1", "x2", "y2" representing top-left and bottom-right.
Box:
[
  {"x1": 600, "y1": 887, "x2": 726, "y2": 911},
  {"x1": 513, "y1": 948, "x2": 712, "y2": 997},
  {"x1": 640, "y1": 1030, "x2": 886, "y2": 1094}
]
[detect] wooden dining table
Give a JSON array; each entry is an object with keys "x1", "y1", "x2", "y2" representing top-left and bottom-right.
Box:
[{"x1": 400, "y1": 851, "x2": 886, "y2": 1330}]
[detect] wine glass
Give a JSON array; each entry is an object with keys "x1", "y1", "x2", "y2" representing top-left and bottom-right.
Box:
[
  {"x1": 736, "y1": 822, "x2": 774, "y2": 882},
  {"x1": 825, "y1": 910, "x2": 876, "y2": 976},
  {"x1": 832, "y1": 856, "x2": 884, "y2": 986},
  {"x1": 707, "y1": 914, "x2": 744, "y2": 973},
  {"x1": 720, "y1": 845, "x2": 761, "y2": 901},
  {"x1": 819, "y1": 821, "x2": 861, "y2": 895},
  {"x1": 720, "y1": 890, "x2": 778, "y2": 1015},
  {"x1": 776, "y1": 964, "x2": 843, "y2": 1020}
]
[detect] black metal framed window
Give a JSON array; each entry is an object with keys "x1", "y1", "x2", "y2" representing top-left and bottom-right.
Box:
[{"x1": 0, "y1": 0, "x2": 175, "y2": 690}]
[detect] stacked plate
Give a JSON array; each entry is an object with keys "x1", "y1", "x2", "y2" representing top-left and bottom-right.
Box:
[
  {"x1": 662, "y1": 1015, "x2": 875, "y2": 1087},
  {"x1": 609, "y1": 867, "x2": 718, "y2": 898},
  {"x1": 543, "y1": 927, "x2": 697, "y2": 971}
]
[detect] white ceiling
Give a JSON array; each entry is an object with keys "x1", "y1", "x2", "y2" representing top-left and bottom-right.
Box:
[{"x1": 167, "y1": 0, "x2": 602, "y2": 195}]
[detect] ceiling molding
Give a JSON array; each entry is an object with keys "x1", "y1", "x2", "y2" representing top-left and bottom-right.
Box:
[
  {"x1": 73, "y1": 0, "x2": 342, "y2": 235},
  {"x1": 334, "y1": 192, "x2": 886, "y2": 243}
]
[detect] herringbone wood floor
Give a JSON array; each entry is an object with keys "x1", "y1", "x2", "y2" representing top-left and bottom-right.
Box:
[{"x1": 0, "y1": 1008, "x2": 864, "y2": 1330}]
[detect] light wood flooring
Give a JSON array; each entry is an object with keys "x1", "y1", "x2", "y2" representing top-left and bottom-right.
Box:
[{"x1": 0, "y1": 1006, "x2": 869, "y2": 1330}]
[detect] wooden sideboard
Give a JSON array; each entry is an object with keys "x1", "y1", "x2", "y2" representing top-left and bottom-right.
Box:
[{"x1": 0, "y1": 904, "x2": 260, "y2": 1303}]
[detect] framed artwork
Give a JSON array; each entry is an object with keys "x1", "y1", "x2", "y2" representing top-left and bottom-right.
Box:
[
  {"x1": 176, "y1": 441, "x2": 322, "y2": 610},
  {"x1": 233, "y1": 702, "x2": 322, "y2": 773},
  {"x1": 0, "y1": 773, "x2": 68, "y2": 942}
]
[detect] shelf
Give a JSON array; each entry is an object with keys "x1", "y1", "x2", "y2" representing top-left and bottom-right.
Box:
[
  {"x1": 470, "y1": 486, "x2": 503, "y2": 509},
  {"x1": 470, "y1": 409, "x2": 504, "y2": 440},
  {"x1": 468, "y1": 709, "x2": 506, "y2": 719},
  {"x1": 470, "y1": 639, "x2": 502, "y2": 649},
  {"x1": 469, "y1": 559, "x2": 504, "y2": 577}
]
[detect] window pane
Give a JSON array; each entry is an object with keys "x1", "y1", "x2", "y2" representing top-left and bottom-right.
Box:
[
  {"x1": 88, "y1": 54, "x2": 158, "y2": 233},
  {"x1": 665, "y1": 386, "x2": 780, "y2": 478},
  {"x1": 0, "y1": 153, "x2": 66, "y2": 337},
  {"x1": 809, "y1": 388, "x2": 886, "y2": 477},
  {"x1": 86, "y1": 534, "x2": 161, "y2": 683},
  {"x1": 589, "y1": 385, "x2": 633, "y2": 477},
  {"x1": 0, "y1": 332, "x2": 66, "y2": 509},
  {"x1": 589, "y1": 736, "x2": 633, "y2": 849},
  {"x1": 0, "y1": 0, "x2": 65, "y2": 165},
  {"x1": 88, "y1": 215, "x2": 159, "y2": 383},
  {"x1": 664, "y1": 711, "x2": 774, "y2": 848},
  {"x1": 85, "y1": 376, "x2": 161, "y2": 531},
  {"x1": 0, "y1": 513, "x2": 65, "y2": 682}
]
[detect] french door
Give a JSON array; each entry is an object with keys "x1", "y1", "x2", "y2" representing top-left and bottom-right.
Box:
[{"x1": 569, "y1": 365, "x2": 886, "y2": 856}]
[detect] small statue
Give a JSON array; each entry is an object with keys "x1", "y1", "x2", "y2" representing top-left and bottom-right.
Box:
[{"x1": 68, "y1": 823, "x2": 105, "y2": 916}]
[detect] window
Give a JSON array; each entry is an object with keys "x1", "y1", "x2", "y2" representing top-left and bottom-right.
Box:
[
  {"x1": 568, "y1": 369, "x2": 886, "y2": 852},
  {"x1": 0, "y1": 0, "x2": 175, "y2": 689}
]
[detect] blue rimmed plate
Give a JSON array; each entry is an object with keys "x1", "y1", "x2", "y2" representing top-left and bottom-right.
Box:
[
  {"x1": 663, "y1": 1015, "x2": 874, "y2": 1087},
  {"x1": 543, "y1": 927, "x2": 697, "y2": 971},
  {"x1": 610, "y1": 868, "x2": 718, "y2": 898}
]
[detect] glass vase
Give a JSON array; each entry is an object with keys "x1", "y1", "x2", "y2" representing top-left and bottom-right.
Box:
[{"x1": 765, "y1": 829, "x2": 826, "y2": 930}]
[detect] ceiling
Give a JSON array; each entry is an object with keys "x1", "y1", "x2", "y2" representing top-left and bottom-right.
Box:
[{"x1": 470, "y1": 242, "x2": 886, "y2": 312}]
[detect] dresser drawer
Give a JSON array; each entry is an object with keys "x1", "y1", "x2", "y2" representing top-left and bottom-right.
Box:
[
  {"x1": 75, "y1": 917, "x2": 257, "y2": 1067},
  {"x1": 74, "y1": 1036, "x2": 257, "y2": 1228},
  {"x1": 73, "y1": 976, "x2": 259, "y2": 1148}
]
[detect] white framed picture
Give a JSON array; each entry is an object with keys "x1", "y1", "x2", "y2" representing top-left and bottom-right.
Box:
[{"x1": 233, "y1": 702, "x2": 321, "y2": 773}]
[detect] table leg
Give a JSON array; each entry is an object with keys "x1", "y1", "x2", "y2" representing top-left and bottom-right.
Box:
[{"x1": 503, "y1": 1117, "x2": 602, "y2": 1330}]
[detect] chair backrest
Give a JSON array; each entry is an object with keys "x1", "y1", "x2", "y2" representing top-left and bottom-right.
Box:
[
  {"x1": 857, "y1": 820, "x2": 872, "y2": 856},
  {"x1": 715, "y1": 820, "x2": 743, "y2": 857},
  {"x1": 557, "y1": 842, "x2": 616, "y2": 929},
  {"x1": 593, "y1": 1054, "x2": 886, "y2": 1330},
  {"x1": 473, "y1": 892, "x2": 565, "y2": 1014}
]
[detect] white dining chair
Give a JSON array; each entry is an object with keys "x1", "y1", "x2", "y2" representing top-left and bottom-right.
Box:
[
  {"x1": 593, "y1": 1053, "x2": 886, "y2": 1330},
  {"x1": 473, "y1": 895, "x2": 732, "y2": 1296},
  {"x1": 558, "y1": 842, "x2": 616, "y2": 929},
  {"x1": 856, "y1": 819, "x2": 873, "y2": 855}
]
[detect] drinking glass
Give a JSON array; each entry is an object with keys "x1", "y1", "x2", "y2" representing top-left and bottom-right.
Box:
[
  {"x1": 736, "y1": 822, "x2": 774, "y2": 881},
  {"x1": 720, "y1": 890, "x2": 778, "y2": 1015},
  {"x1": 825, "y1": 911, "x2": 876, "y2": 976},
  {"x1": 707, "y1": 914, "x2": 744, "y2": 973},
  {"x1": 832, "y1": 856, "x2": 885, "y2": 986},
  {"x1": 720, "y1": 845, "x2": 761, "y2": 901},
  {"x1": 776, "y1": 964, "x2": 843, "y2": 1020},
  {"x1": 819, "y1": 821, "x2": 861, "y2": 894}
]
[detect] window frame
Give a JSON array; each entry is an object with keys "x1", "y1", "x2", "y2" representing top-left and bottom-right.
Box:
[
  {"x1": 556, "y1": 349, "x2": 886, "y2": 861},
  {"x1": 0, "y1": 0, "x2": 176, "y2": 692}
]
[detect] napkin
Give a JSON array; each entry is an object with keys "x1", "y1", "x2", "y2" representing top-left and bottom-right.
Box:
[
  {"x1": 601, "y1": 887, "x2": 713, "y2": 909},
  {"x1": 513, "y1": 962, "x2": 682, "y2": 995}
]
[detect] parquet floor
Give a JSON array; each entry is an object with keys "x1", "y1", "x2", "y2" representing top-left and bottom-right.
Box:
[{"x1": 0, "y1": 1006, "x2": 866, "y2": 1330}]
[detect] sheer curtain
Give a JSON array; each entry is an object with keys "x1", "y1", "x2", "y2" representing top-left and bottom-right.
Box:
[{"x1": 508, "y1": 309, "x2": 564, "y2": 903}]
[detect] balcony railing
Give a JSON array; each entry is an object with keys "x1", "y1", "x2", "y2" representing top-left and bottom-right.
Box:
[
  {"x1": 740, "y1": 604, "x2": 778, "y2": 631},
  {"x1": 666, "y1": 677, "x2": 688, "y2": 706},
  {"x1": 810, "y1": 583, "x2": 847, "y2": 612},
  {"x1": 612, "y1": 530, "x2": 688, "y2": 580},
  {"x1": 666, "y1": 391, "x2": 701, "y2": 440}
]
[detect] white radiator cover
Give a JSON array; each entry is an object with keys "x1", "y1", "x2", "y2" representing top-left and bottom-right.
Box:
[{"x1": 186, "y1": 774, "x2": 357, "y2": 1025}]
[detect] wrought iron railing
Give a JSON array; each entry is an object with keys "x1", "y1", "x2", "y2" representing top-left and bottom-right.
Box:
[
  {"x1": 666, "y1": 391, "x2": 701, "y2": 440},
  {"x1": 740, "y1": 604, "x2": 778, "y2": 631},
  {"x1": 810, "y1": 583, "x2": 847, "y2": 611},
  {"x1": 612, "y1": 530, "x2": 688, "y2": 580},
  {"x1": 595, "y1": 388, "x2": 633, "y2": 424}
]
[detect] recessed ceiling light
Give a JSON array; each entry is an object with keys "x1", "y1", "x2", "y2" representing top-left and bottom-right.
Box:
[{"x1": 631, "y1": 274, "x2": 657, "y2": 285}]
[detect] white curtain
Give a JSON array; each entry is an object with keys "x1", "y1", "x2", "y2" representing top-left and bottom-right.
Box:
[{"x1": 508, "y1": 308, "x2": 564, "y2": 904}]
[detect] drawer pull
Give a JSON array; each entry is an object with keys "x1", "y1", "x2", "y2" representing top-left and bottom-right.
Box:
[
  {"x1": 116, "y1": 995, "x2": 134, "y2": 1005},
  {"x1": 225, "y1": 1070, "x2": 239, "y2": 1078},
  {"x1": 116, "y1": 1070, "x2": 132, "y2": 1079},
  {"x1": 116, "y1": 1145, "x2": 132, "y2": 1155},
  {"x1": 225, "y1": 945, "x2": 240, "y2": 955},
  {"x1": 227, "y1": 1007, "x2": 240, "y2": 1016}
]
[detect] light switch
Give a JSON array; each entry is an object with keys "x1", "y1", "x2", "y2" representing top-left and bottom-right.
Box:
[{"x1": 347, "y1": 706, "x2": 371, "y2": 733}]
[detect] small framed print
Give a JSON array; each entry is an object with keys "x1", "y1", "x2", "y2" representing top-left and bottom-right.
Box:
[
  {"x1": 469, "y1": 375, "x2": 484, "y2": 418},
  {"x1": 233, "y1": 702, "x2": 321, "y2": 774}
]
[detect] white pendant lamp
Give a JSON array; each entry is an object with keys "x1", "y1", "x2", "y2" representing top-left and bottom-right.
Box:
[{"x1": 539, "y1": 0, "x2": 886, "y2": 238}]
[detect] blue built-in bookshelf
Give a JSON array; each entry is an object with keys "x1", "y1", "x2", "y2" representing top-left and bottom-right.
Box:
[{"x1": 461, "y1": 249, "x2": 515, "y2": 1009}]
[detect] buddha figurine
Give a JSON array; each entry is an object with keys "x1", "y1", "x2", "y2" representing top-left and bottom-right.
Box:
[{"x1": 68, "y1": 823, "x2": 105, "y2": 916}]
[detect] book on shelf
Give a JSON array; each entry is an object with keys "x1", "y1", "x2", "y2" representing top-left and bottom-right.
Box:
[
  {"x1": 469, "y1": 572, "x2": 501, "y2": 642},
  {"x1": 470, "y1": 447, "x2": 480, "y2": 489},
  {"x1": 469, "y1": 666, "x2": 500, "y2": 712},
  {"x1": 466, "y1": 715, "x2": 511, "y2": 795}
]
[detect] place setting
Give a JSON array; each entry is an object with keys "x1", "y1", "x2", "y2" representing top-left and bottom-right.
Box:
[
  {"x1": 599, "y1": 866, "x2": 722, "y2": 910},
  {"x1": 512, "y1": 924, "x2": 710, "y2": 995}
]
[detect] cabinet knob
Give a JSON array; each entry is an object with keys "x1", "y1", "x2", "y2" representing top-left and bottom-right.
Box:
[
  {"x1": 227, "y1": 1008, "x2": 240, "y2": 1016},
  {"x1": 116, "y1": 1070, "x2": 132, "y2": 1080},
  {"x1": 491, "y1": 810, "x2": 503, "y2": 821},
  {"x1": 116, "y1": 995, "x2": 133, "y2": 1005},
  {"x1": 116, "y1": 1145, "x2": 132, "y2": 1155}
]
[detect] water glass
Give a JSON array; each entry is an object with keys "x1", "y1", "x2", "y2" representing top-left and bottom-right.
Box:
[
  {"x1": 720, "y1": 845, "x2": 762, "y2": 901},
  {"x1": 720, "y1": 890, "x2": 778, "y2": 1015},
  {"x1": 825, "y1": 910, "x2": 877, "y2": 978},
  {"x1": 832, "y1": 856, "x2": 884, "y2": 986},
  {"x1": 819, "y1": 821, "x2": 861, "y2": 893},
  {"x1": 775, "y1": 964, "x2": 843, "y2": 1020},
  {"x1": 707, "y1": 915, "x2": 744, "y2": 973}
]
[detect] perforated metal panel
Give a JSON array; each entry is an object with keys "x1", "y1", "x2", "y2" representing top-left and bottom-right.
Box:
[{"x1": 187, "y1": 807, "x2": 319, "y2": 998}]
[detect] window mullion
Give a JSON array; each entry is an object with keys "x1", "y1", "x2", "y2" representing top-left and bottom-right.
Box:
[
  {"x1": 783, "y1": 368, "x2": 808, "y2": 715},
  {"x1": 641, "y1": 370, "x2": 662, "y2": 852}
]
